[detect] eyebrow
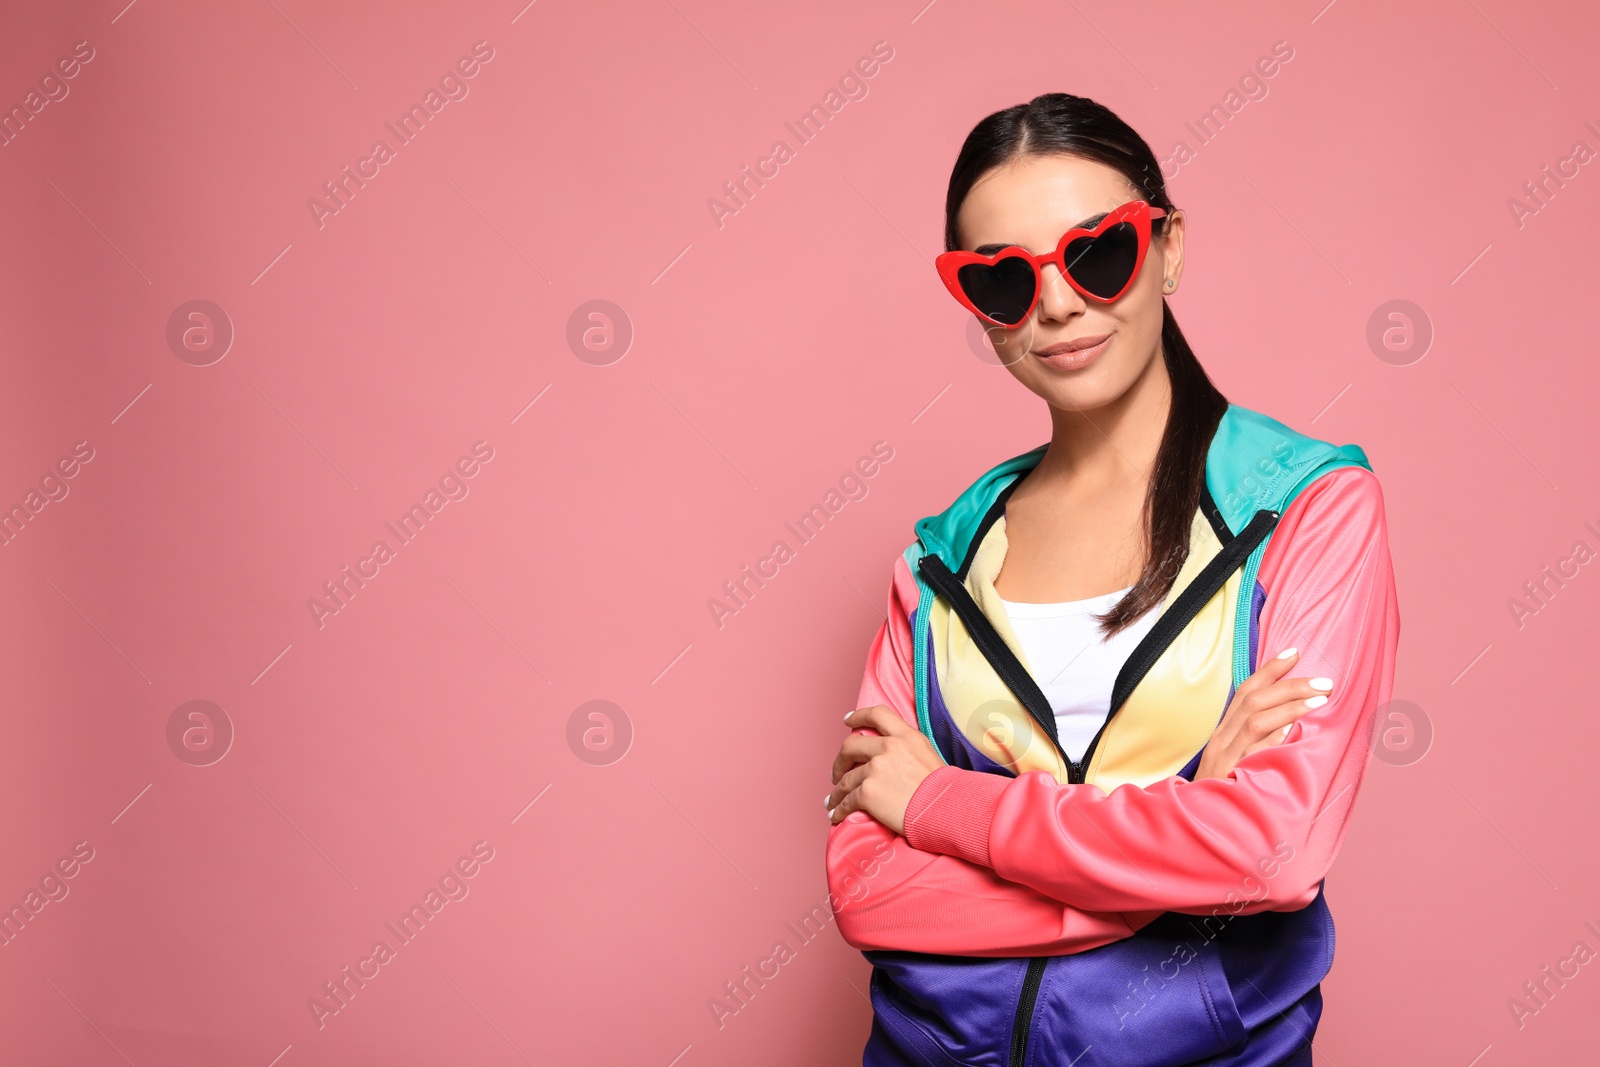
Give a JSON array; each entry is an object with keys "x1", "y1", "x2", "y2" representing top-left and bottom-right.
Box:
[{"x1": 972, "y1": 211, "x2": 1110, "y2": 256}]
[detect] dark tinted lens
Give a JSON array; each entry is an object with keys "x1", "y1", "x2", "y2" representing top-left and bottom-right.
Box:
[
  {"x1": 956, "y1": 256, "x2": 1036, "y2": 325},
  {"x1": 1063, "y1": 221, "x2": 1139, "y2": 299}
]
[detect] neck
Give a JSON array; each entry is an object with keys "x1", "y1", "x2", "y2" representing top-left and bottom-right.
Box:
[{"x1": 1034, "y1": 347, "x2": 1172, "y2": 491}]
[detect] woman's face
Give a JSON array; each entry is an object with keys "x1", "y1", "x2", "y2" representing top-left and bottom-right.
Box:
[{"x1": 954, "y1": 153, "x2": 1184, "y2": 414}]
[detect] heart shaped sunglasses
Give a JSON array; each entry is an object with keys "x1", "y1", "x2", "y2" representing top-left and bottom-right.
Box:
[{"x1": 935, "y1": 199, "x2": 1168, "y2": 328}]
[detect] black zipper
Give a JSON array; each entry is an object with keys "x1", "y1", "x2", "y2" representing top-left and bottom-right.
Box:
[
  {"x1": 917, "y1": 504, "x2": 1281, "y2": 1066},
  {"x1": 1008, "y1": 958, "x2": 1048, "y2": 1067},
  {"x1": 920, "y1": 507, "x2": 1279, "y2": 778},
  {"x1": 1066, "y1": 504, "x2": 1279, "y2": 784}
]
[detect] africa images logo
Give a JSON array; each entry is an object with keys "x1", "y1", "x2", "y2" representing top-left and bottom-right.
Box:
[
  {"x1": 306, "y1": 41, "x2": 496, "y2": 229},
  {"x1": 705, "y1": 41, "x2": 895, "y2": 230}
]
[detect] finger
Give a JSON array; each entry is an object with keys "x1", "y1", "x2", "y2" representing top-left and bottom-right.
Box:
[
  {"x1": 1211, "y1": 649, "x2": 1303, "y2": 748},
  {"x1": 831, "y1": 772, "x2": 885, "y2": 826},
  {"x1": 1203, "y1": 651, "x2": 1316, "y2": 773},
  {"x1": 830, "y1": 734, "x2": 887, "y2": 785},
  {"x1": 829, "y1": 782, "x2": 868, "y2": 825},
  {"x1": 1229, "y1": 647, "x2": 1299, "y2": 710},
  {"x1": 1228, "y1": 674, "x2": 1332, "y2": 738},
  {"x1": 1252, "y1": 674, "x2": 1335, "y2": 709},
  {"x1": 830, "y1": 749, "x2": 872, "y2": 789},
  {"x1": 861, "y1": 704, "x2": 911, "y2": 736},
  {"x1": 1242, "y1": 725, "x2": 1291, "y2": 758},
  {"x1": 826, "y1": 763, "x2": 870, "y2": 814},
  {"x1": 1240, "y1": 695, "x2": 1327, "y2": 749},
  {"x1": 1248, "y1": 646, "x2": 1301, "y2": 688},
  {"x1": 845, "y1": 704, "x2": 911, "y2": 738},
  {"x1": 828, "y1": 785, "x2": 858, "y2": 824}
]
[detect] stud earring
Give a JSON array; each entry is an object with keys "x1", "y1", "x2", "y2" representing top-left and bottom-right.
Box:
[{"x1": 1164, "y1": 279, "x2": 1175, "y2": 289}]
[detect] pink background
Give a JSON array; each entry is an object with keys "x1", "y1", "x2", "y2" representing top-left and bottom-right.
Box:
[{"x1": 2, "y1": 0, "x2": 1597, "y2": 1062}]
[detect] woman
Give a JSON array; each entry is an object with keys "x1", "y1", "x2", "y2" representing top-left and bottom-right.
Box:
[{"x1": 823, "y1": 93, "x2": 1399, "y2": 1067}]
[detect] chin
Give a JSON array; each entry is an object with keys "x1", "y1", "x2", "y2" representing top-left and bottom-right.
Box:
[
  {"x1": 1027, "y1": 361, "x2": 1141, "y2": 413},
  {"x1": 1043, "y1": 383, "x2": 1125, "y2": 414}
]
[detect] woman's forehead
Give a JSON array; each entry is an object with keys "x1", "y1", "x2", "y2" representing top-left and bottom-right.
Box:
[{"x1": 957, "y1": 155, "x2": 1134, "y2": 249}]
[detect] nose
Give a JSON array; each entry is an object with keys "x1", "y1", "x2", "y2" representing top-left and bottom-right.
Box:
[{"x1": 1035, "y1": 262, "x2": 1084, "y2": 324}]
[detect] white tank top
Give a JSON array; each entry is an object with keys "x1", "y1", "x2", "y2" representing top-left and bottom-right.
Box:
[{"x1": 997, "y1": 587, "x2": 1162, "y2": 764}]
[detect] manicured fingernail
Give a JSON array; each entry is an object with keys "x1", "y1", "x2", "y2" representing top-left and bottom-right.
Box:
[
  {"x1": 1305, "y1": 695, "x2": 1328, "y2": 709},
  {"x1": 824, "y1": 792, "x2": 833, "y2": 809},
  {"x1": 844, "y1": 710, "x2": 854, "y2": 721},
  {"x1": 1276, "y1": 648, "x2": 1298, "y2": 659},
  {"x1": 826, "y1": 807, "x2": 835, "y2": 820},
  {"x1": 1309, "y1": 677, "x2": 1333, "y2": 691}
]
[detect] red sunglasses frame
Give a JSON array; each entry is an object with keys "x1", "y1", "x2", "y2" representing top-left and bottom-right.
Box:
[{"x1": 935, "y1": 199, "x2": 1169, "y2": 329}]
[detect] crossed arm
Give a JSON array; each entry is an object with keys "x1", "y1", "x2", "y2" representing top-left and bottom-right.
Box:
[{"x1": 824, "y1": 466, "x2": 1399, "y2": 957}]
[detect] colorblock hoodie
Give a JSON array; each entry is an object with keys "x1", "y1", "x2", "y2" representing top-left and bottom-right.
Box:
[{"x1": 825, "y1": 404, "x2": 1400, "y2": 1067}]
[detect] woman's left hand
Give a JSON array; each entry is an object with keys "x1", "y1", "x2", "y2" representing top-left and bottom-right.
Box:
[{"x1": 826, "y1": 705, "x2": 945, "y2": 834}]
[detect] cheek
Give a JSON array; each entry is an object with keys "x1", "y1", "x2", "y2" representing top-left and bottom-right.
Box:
[
  {"x1": 1102, "y1": 269, "x2": 1167, "y2": 356},
  {"x1": 1104, "y1": 298, "x2": 1165, "y2": 378},
  {"x1": 989, "y1": 318, "x2": 1036, "y2": 368},
  {"x1": 1108, "y1": 328, "x2": 1161, "y2": 383}
]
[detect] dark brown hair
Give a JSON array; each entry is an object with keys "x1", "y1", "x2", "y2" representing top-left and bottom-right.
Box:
[{"x1": 943, "y1": 92, "x2": 1228, "y2": 635}]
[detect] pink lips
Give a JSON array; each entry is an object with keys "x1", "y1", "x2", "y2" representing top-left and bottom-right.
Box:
[{"x1": 1033, "y1": 333, "x2": 1111, "y2": 370}]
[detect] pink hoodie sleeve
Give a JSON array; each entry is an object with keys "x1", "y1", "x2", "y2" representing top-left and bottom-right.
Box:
[
  {"x1": 899, "y1": 465, "x2": 1399, "y2": 915},
  {"x1": 826, "y1": 542, "x2": 1161, "y2": 957}
]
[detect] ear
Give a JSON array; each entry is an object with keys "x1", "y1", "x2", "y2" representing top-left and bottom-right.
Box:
[{"x1": 1159, "y1": 208, "x2": 1186, "y2": 284}]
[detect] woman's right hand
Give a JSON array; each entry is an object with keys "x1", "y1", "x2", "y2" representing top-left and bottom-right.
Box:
[{"x1": 1194, "y1": 648, "x2": 1333, "y2": 781}]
